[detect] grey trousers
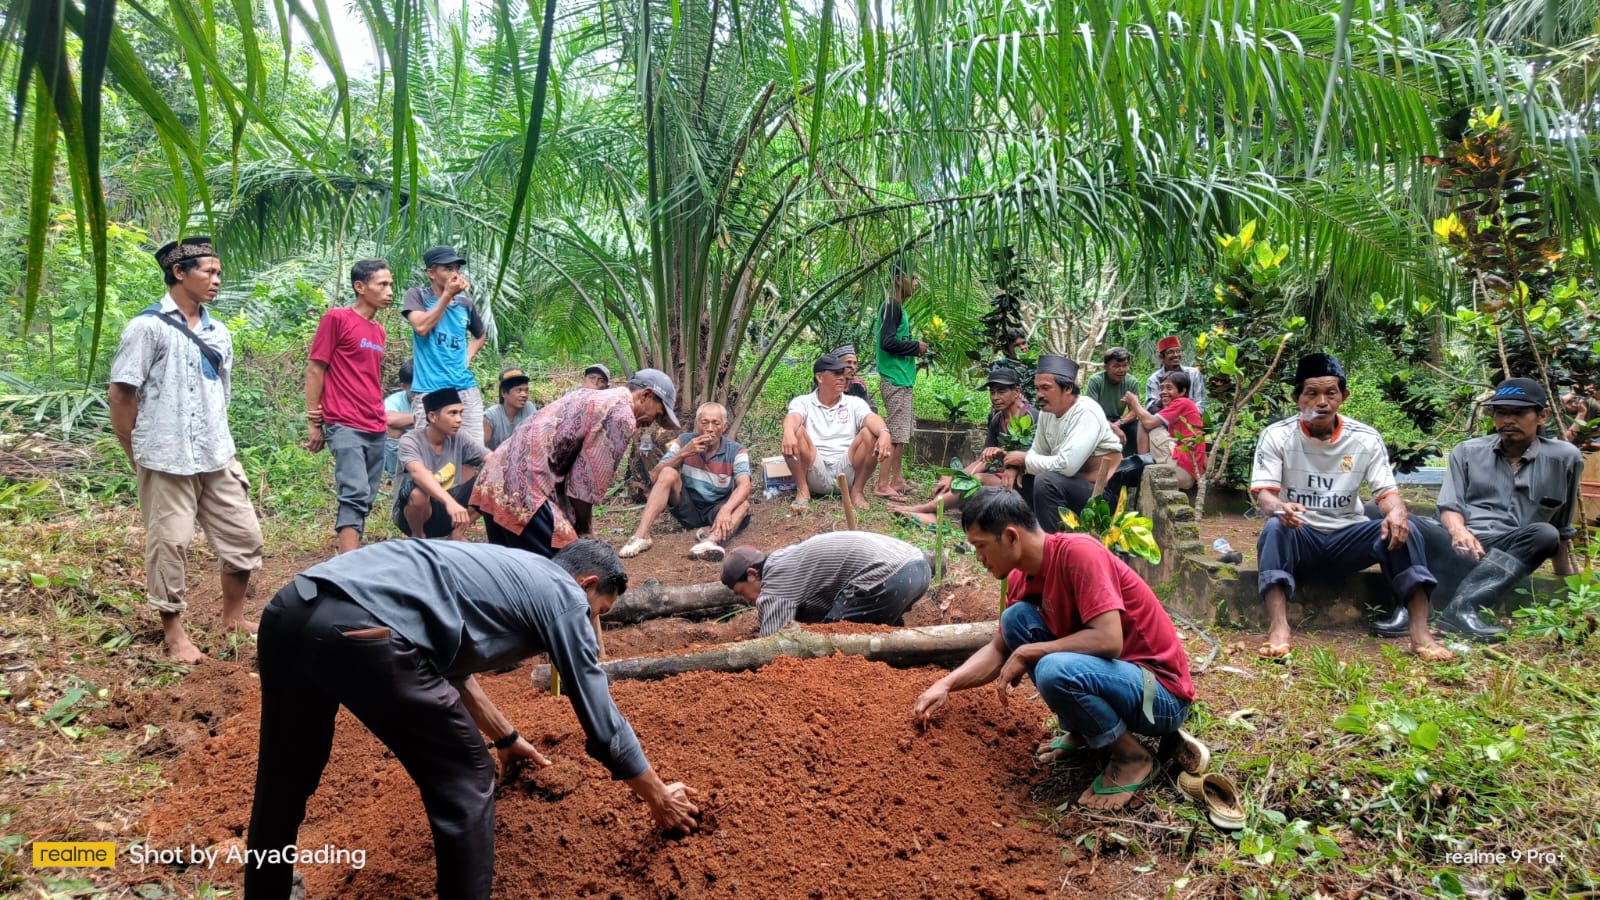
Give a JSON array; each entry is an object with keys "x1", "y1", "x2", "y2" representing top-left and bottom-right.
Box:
[
  {"x1": 325, "y1": 423, "x2": 385, "y2": 534},
  {"x1": 412, "y1": 385, "x2": 485, "y2": 451}
]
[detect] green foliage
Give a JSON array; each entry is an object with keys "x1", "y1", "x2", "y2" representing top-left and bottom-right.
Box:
[
  {"x1": 911, "y1": 372, "x2": 988, "y2": 427},
  {"x1": 1512, "y1": 570, "x2": 1600, "y2": 645},
  {"x1": 1058, "y1": 490, "x2": 1160, "y2": 564},
  {"x1": 930, "y1": 381, "x2": 979, "y2": 423},
  {"x1": 1000, "y1": 413, "x2": 1034, "y2": 452}
]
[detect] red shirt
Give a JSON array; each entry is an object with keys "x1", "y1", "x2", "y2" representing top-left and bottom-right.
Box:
[
  {"x1": 1157, "y1": 396, "x2": 1206, "y2": 481},
  {"x1": 309, "y1": 307, "x2": 387, "y2": 433},
  {"x1": 1005, "y1": 533, "x2": 1195, "y2": 701}
]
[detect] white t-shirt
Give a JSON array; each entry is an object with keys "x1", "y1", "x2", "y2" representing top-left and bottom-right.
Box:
[
  {"x1": 788, "y1": 391, "x2": 871, "y2": 458},
  {"x1": 1025, "y1": 397, "x2": 1122, "y2": 476},
  {"x1": 1250, "y1": 415, "x2": 1398, "y2": 532}
]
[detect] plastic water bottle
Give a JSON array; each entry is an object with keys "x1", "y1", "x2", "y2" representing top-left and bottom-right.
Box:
[{"x1": 1212, "y1": 538, "x2": 1233, "y2": 555}]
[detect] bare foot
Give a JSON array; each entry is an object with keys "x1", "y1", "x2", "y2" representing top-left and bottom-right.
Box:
[
  {"x1": 849, "y1": 493, "x2": 871, "y2": 510},
  {"x1": 1410, "y1": 638, "x2": 1456, "y2": 662},
  {"x1": 1079, "y1": 749, "x2": 1154, "y2": 810},
  {"x1": 1256, "y1": 621, "x2": 1292, "y2": 658},
  {"x1": 164, "y1": 636, "x2": 205, "y2": 665},
  {"x1": 221, "y1": 618, "x2": 259, "y2": 635}
]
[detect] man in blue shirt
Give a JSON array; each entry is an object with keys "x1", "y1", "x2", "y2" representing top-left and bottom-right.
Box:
[
  {"x1": 245, "y1": 539, "x2": 701, "y2": 900},
  {"x1": 402, "y1": 245, "x2": 488, "y2": 448}
]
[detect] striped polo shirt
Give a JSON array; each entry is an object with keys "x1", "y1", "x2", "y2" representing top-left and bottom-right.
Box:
[{"x1": 660, "y1": 433, "x2": 750, "y2": 505}]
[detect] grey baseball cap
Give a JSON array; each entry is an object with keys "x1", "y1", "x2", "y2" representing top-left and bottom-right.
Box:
[{"x1": 629, "y1": 368, "x2": 680, "y2": 427}]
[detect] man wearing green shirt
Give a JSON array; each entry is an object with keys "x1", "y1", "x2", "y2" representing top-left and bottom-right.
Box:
[
  {"x1": 876, "y1": 261, "x2": 926, "y2": 501},
  {"x1": 1082, "y1": 347, "x2": 1139, "y2": 450}
]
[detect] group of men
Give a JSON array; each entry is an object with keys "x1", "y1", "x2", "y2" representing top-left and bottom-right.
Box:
[{"x1": 106, "y1": 234, "x2": 1589, "y2": 899}]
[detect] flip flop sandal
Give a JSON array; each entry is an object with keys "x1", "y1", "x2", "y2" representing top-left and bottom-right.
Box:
[
  {"x1": 1174, "y1": 729, "x2": 1210, "y2": 776},
  {"x1": 1177, "y1": 770, "x2": 1206, "y2": 802},
  {"x1": 1088, "y1": 768, "x2": 1156, "y2": 797},
  {"x1": 1200, "y1": 772, "x2": 1247, "y2": 830},
  {"x1": 789, "y1": 498, "x2": 810, "y2": 512},
  {"x1": 1035, "y1": 733, "x2": 1085, "y2": 764}
]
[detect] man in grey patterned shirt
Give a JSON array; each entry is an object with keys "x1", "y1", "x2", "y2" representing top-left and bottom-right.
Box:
[
  {"x1": 721, "y1": 532, "x2": 932, "y2": 636},
  {"x1": 109, "y1": 237, "x2": 263, "y2": 664}
]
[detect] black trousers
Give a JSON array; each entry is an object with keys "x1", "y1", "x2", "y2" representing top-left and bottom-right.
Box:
[
  {"x1": 245, "y1": 581, "x2": 497, "y2": 900},
  {"x1": 1412, "y1": 516, "x2": 1561, "y2": 605},
  {"x1": 815, "y1": 557, "x2": 933, "y2": 627},
  {"x1": 481, "y1": 500, "x2": 557, "y2": 557},
  {"x1": 1023, "y1": 472, "x2": 1096, "y2": 533}
]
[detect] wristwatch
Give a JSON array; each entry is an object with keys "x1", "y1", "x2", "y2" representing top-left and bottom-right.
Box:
[{"x1": 491, "y1": 730, "x2": 520, "y2": 750}]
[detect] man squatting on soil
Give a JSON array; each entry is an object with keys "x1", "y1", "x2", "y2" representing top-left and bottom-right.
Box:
[
  {"x1": 1249, "y1": 353, "x2": 1455, "y2": 662},
  {"x1": 720, "y1": 532, "x2": 934, "y2": 636},
  {"x1": 109, "y1": 237, "x2": 263, "y2": 664},
  {"x1": 914, "y1": 487, "x2": 1195, "y2": 810},
  {"x1": 1374, "y1": 377, "x2": 1583, "y2": 643},
  {"x1": 246, "y1": 539, "x2": 701, "y2": 900}
]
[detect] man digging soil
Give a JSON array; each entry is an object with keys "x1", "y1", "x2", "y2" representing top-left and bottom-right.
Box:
[
  {"x1": 246, "y1": 539, "x2": 700, "y2": 900},
  {"x1": 912, "y1": 487, "x2": 1194, "y2": 810}
]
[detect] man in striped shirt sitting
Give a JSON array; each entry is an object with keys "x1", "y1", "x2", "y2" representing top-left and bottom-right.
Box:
[
  {"x1": 620, "y1": 402, "x2": 752, "y2": 562},
  {"x1": 720, "y1": 532, "x2": 933, "y2": 636}
]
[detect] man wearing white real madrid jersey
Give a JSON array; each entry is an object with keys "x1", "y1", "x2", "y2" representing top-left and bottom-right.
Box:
[{"x1": 1248, "y1": 354, "x2": 1454, "y2": 662}]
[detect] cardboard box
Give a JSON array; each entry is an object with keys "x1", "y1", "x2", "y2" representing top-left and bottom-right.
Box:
[{"x1": 761, "y1": 456, "x2": 795, "y2": 499}]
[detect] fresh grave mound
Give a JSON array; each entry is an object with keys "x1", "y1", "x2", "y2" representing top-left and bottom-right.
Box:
[{"x1": 147, "y1": 653, "x2": 1089, "y2": 898}]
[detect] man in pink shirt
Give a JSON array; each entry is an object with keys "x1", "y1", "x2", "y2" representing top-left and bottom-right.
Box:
[
  {"x1": 305, "y1": 260, "x2": 394, "y2": 553},
  {"x1": 913, "y1": 487, "x2": 1194, "y2": 810}
]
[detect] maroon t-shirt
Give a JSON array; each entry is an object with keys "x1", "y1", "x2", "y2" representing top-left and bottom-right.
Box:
[
  {"x1": 309, "y1": 307, "x2": 387, "y2": 433},
  {"x1": 1004, "y1": 533, "x2": 1195, "y2": 701}
]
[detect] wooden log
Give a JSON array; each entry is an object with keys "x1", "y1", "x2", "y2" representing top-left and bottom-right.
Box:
[
  {"x1": 529, "y1": 621, "x2": 997, "y2": 688},
  {"x1": 601, "y1": 578, "x2": 744, "y2": 624}
]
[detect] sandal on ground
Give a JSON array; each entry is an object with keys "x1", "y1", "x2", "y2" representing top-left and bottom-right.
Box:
[
  {"x1": 1200, "y1": 772, "x2": 1247, "y2": 830},
  {"x1": 1174, "y1": 729, "x2": 1210, "y2": 776},
  {"x1": 618, "y1": 537, "x2": 652, "y2": 558},
  {"x1": 688, "y1": 540, "x2": 726, "y2": 562},
  {"x1": 789, "y1": 497, "x2": 810, "y2": 512},
  {"x1": 1177, "y1": 770, "x2": 1206, "y2": 801}
]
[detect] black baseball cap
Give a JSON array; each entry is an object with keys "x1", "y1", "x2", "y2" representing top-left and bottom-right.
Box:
[
  {"x1": 984, "y1": 368, "x2": 1021, "y2": 388},
  {"x1": 1487, "y1": 377, "x2": 1548, "y2": 409},
  {"x1": 813, "y1": 353, "x2": 847, "y2": 374},
  {"x1": 423, "y1": 246, "x2": 467, "y2": 268}
]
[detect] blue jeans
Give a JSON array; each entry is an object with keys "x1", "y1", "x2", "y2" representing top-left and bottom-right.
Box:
[
  {"x1": 1256, "y1": 517, "x2": 1435, "y2": 602},
  {"x1": 1000, "y1": 602, "x2": 1190, "y2": 749}
]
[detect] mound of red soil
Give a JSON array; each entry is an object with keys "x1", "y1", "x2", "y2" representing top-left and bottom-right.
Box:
[
  {"x1": 99, "y1": 659, "x2": 261, "y2": 757},
  {"x1": 147, "y1": 654, "x2": 1090, "y2": 898}
]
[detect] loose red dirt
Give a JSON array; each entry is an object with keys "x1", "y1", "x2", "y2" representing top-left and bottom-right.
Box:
[{"x1": 142, "y1": 653, "x2": 1163, "y2": 898}]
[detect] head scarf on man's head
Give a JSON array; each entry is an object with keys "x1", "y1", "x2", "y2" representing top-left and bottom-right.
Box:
[{"x1": 154, "y1": 237, "x2": 217, "y2": 271}]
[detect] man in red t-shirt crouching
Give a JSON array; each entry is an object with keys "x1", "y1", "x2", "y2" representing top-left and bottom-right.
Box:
[{"x1": 913, "y1": 486, "x2": 1195, "y2": 810}]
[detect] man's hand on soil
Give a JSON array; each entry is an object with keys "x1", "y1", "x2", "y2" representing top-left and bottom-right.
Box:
[
  {"x1": 912, "y1": 683, "x2": 949, "y2": 725},
  {"x1": 650, "y1": 782, "x2": 702, "y2": 833},
  {"x1": 499, "y1": 737, "x2": 552, "y2": 777}
]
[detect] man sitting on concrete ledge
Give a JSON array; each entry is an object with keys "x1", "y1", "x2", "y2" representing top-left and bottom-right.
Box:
[
  {"x1": 1375, "y1": 378, "x2": 1582, "y2": 642},
  {"x1": 1249, "y1": 353, "x2": 1454, "y2": 661},
  {"x1": 911, "y1": 487, "x2": 1194, "y2": 811},
  {"x1": 619, "y1": 401, "x2": 752, "y2": 563},
  {"x1": 1004, "y1": 355, "x2": 1122, "y2": 528},
  {"x1": 720, "y1": 532, "x2": 932, "y2": 636}
]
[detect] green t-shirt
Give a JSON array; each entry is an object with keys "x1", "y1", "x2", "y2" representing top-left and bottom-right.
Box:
[
  {"x1": 1083, "y1": 371, "x2": 1140, "y2": 420},
  {"x1": 877, "y1": 300, "x2": 918, "y2": 388}
]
